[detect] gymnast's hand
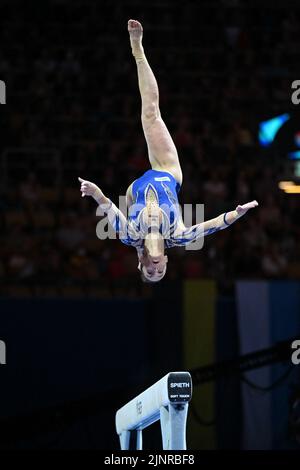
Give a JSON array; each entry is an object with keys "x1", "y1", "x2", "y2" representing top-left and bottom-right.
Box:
[
  {"x1": 78, "y1": 177, "x2": 105, "y2": 203},
  {"x1": 236, "y1": 200, "x2": 259, "y2": 216}
]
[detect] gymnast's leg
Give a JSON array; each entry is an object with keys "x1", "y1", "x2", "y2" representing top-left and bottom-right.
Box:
[{"x1": 128, "y1": 19, "x2": 183, "y2": 186}]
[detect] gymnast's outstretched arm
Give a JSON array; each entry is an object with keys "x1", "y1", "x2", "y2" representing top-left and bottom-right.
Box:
[
  {"x1": 78, "y1": 177, "x2": 130, "y2": 236},
  {"x1": 175, "y1": 200, "x2": 259, "y2": 244}
]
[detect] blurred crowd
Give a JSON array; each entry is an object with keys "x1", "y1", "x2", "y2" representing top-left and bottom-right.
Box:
[{"x1": 0, "y1": 0, "x2": 299, "y2": 297}]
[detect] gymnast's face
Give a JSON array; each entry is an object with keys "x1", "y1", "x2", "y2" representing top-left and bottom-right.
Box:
[
  {"x1": 141, "y1": 253, "x2": 168, "y2": 282},
  {"x1": 138, "y1": 233, "x2": 168, "y2": 282}
]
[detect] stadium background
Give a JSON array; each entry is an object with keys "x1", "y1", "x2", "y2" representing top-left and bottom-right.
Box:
[{"x1": 0, "y1": 0, "x2": 300, "y2": 450}]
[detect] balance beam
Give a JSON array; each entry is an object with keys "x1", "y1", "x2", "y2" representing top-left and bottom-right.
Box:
[{"x1": 115, "y1": 371, "x2": 192, "y2": 450}]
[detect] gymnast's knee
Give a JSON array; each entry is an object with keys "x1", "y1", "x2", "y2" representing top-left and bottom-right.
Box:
[{"x1": 142, "y1": 102, "x2": 160, "y2": 123}]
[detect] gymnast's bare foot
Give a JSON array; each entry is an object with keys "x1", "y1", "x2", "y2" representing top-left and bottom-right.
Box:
[{"x1": 128, "y1": 19, "x2": 144, "y2": 58}]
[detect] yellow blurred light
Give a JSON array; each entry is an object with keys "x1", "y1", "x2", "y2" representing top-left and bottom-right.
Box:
[
  {"x1": 283, "y1": 187, "x2": 300, "y2": 194},
  {"x1": 278, "y1": 181, "x2": 300, "y2": 193},
  {"x1": 278, "y1": 181, "x2": 294, "y2": 190}
]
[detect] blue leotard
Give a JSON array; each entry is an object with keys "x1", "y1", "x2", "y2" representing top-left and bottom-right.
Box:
[
  {"x1": 101, "y1": 169, "x2": 229, "y2": 250},
  {"x1": 128, "y1": 169, "x2": 181, "y2": 240}
]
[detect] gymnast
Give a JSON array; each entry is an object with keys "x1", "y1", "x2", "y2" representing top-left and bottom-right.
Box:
[{"x1": 78, "y1": 19, "x2": 258, "y2": 282}]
